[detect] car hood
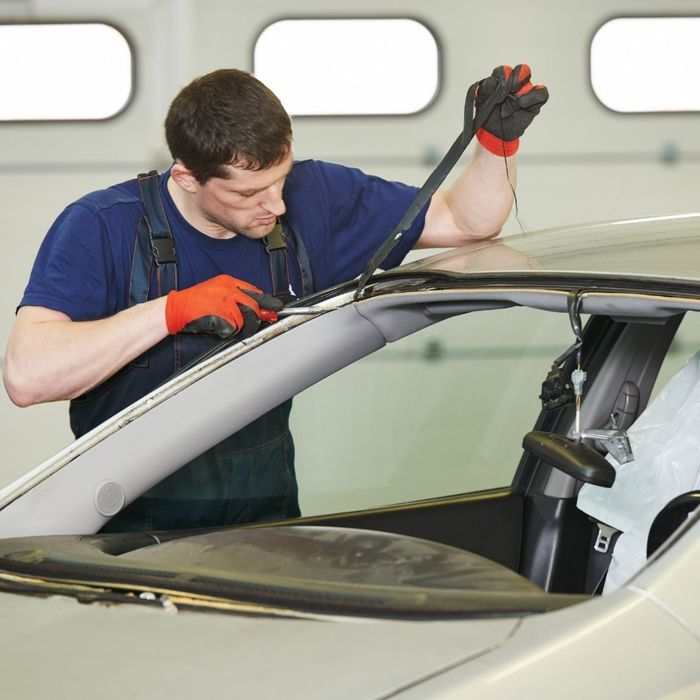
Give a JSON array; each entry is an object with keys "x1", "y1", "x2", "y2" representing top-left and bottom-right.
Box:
[
  {"x1": 0, "y1": 525, "x2": 583, "y2": 697},
  {"x1": 1, "y1": 586, "x2": 522, "y2": 699}
]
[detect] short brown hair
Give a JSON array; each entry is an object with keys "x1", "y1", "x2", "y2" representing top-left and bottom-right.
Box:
[{"x1": 164, "y1": 69, "x2": 292, "y2": 183}]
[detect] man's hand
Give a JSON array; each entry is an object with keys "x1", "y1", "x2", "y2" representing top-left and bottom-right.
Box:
[
  {"x1": 475, "y1": 64, "x2": 549, "y2": 157},
  {"x1": 165, "y1": 275, "x2": 283, "y2": 338}
]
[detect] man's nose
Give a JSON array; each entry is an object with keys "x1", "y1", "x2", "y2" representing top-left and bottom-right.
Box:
[{"x1": 262, "y1": 185, "x2": 286, "y2": 216}]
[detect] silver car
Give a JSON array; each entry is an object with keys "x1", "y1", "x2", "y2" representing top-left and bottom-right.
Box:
[{"x1": 0, "y1": 214, "x2": 698, "y2": 698}]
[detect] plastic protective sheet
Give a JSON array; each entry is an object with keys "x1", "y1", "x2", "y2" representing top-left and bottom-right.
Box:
[{"x1": 577, "y1": 351, "x2": 700, "y2": 593}]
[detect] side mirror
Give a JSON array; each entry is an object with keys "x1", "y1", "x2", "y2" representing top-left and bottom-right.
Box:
[{"x1": 522, "y1": 431, "x2": 616, "y2": 487}]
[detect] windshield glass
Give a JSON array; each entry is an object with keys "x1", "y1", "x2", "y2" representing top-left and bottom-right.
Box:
[{"x1": 405, "y1": 215, "x2": 700, "y2": 283}]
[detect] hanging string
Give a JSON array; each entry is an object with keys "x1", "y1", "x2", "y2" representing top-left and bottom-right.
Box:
[{"x1": 498, "y1": 112, "x2": 527, "y2": 234}]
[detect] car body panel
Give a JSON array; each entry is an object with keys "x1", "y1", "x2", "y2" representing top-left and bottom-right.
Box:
[
  {"x1": 2, "y1": 591, "x2": 519, "y2": 699},
  {"x1": 1, "y1": 519, "x2": 697, "y2": 699},
  {"x1": 396, "y1": 518, "x2": 700, "y2": 698},
  {"x1": 629, "y1": 509, "x2": 700, "y2": 634},
  {"x1": 397, "y1": 590, "x2": 699, "y2": 699}
]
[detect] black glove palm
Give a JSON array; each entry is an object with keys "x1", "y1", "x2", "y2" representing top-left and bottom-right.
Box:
[{"x1": 475, "y1": 64, "x2": 549, "y2": 154}]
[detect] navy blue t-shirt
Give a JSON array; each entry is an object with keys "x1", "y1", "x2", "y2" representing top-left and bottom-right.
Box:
[{"x1": 21, "y1": 160, "x2": 428, "y2": 320}]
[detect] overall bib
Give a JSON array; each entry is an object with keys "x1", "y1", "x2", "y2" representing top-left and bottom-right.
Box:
[{"x1": 69, "y1": 171, "x2": 313, "y2": 532}]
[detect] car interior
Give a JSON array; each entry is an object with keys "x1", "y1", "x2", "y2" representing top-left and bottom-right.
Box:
[
  {"x1": 0, "y1": 288, "x2": 699, "y2": 616},
  {"x1": 260, "y1": 291, "x2": 700, "y2": 597}
]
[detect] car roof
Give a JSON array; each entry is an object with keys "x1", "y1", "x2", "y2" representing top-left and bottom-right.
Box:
[{"x1": 397, "y1": 214, "x2": 700, "y2": 284}]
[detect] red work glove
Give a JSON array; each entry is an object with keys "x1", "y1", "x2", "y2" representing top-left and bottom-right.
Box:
[
  {"x1": 475, "y1": 64, "x2": 549, "y2": 156},
  {"x1": 165, "y1": 274, "x2": 283, "y2": 339}
]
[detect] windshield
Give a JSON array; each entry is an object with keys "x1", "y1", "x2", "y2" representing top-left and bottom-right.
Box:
[{"x1": 404, "y1": 215, "x2": 700, "y2": 283}]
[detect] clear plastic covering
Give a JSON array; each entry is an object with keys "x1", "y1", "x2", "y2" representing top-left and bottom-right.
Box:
[{"x1": 577, "y1": 351, "x2": 700, "y2": 593}]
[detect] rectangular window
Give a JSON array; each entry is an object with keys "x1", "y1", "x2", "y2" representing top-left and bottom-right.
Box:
[
  {"x1": 0, "y1": 23, "x2": 133, "y2": 121},
  {"x1": 254, "y1": 18, "x2": 439, "y2": 116},
  {"x1": 591, "y1": 17, "x2": 700, "y2": 112}
]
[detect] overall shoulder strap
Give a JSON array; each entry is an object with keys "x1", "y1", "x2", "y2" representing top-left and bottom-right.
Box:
[
  {"x1": 281, "y1": 215, "x2": 314, "y2": 297},
  {"x1": 262, "y1": 221, "x2": 292, "y2": 302},
  {"x1": 129, "y1": 170, "x2": 178, "y2": 307},
  {"x1": 263, "y1": 217, "x2": 315, "y2": 300}
]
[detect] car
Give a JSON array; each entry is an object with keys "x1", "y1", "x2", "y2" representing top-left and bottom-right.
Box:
[{"x1": 0, "y1": 213, "x2": 699, "y2": 698}]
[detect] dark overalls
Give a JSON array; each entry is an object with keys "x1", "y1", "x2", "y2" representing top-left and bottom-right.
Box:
[{"x1": 69, "y1": 171, "x2": 313, "y2": 532}]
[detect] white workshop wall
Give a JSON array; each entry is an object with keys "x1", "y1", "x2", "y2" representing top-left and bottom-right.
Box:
[{"x1": 1, "y1": 0, "x2": 699, "y2": 486}]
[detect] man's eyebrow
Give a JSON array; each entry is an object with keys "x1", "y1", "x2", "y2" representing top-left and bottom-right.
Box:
[
  {"x1": 232, "y1": 167, "x2": 292, "y2": 195},
  {"x1": 233, "y1": 186, "x2": 263, "y2": 195}
]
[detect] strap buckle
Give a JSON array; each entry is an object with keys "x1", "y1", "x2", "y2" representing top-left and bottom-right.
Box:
[
  {"x1": 593, "y1": 522, "x2": 620, "y2": 553},
  {"x1": 263, "y1": 222, "x2": 287, "y2": 252},
  {"x1": 151, "y1": 238, "x2": 176, "y2": 265}
]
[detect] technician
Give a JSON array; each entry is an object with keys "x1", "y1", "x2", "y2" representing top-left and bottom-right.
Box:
[{"x1": 3, "y1": 65, "x2": 548, "y2": 531}]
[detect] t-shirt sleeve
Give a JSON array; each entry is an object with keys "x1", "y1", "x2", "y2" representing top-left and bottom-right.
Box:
[
  {"x1": 20, "y1": 203, "x2": 117, "y2": 321},
  {"x1": 289, "y1": 160, "x2": 428, "y2": 290}
]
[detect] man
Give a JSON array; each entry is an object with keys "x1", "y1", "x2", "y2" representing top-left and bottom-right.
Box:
[{"x1": 3, "y1": 65, "x2": 547, "y2": 531}]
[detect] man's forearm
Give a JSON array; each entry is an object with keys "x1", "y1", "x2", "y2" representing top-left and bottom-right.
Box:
[
  {"x1": 418, "y1": 63, "x2": 546, "y2": 250},
  {"x1": 445, "y1": 146, "x2": 516, "y2": 239},
  {"x1": 3, "y1": 298, "x2": 168, "y2": 406},
  {"x1": 419, "y1": 146, "x2": 516, "y2": 249}
]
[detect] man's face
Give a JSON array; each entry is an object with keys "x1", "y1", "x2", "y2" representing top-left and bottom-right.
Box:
[{"x1": 191, "y1": 152, "x2": 294, "y2": 239}]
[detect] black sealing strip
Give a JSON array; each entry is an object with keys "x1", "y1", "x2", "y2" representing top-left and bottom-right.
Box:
[{"x1": 354, "y1": 74, "x2": 515, "y2": 300}]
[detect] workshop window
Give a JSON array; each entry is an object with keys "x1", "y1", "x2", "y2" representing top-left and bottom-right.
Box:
[
  {"x1": 253, "y1": 18, "x2": 439, "y2": 116},
  {"x1": 0, "y1": 23, "x2": 133, "y2": 121},
  {"x1": 591, "y1": 17, "x2": 700, "y2": 112}
]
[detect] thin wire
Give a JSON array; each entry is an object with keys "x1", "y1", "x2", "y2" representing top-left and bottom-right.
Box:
[{"x1": 498, "y1": 112, "x2": 527, "y2": 233}]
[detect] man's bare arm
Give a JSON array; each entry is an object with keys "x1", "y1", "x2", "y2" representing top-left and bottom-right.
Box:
[
  {"x1": 419, "y1": 146, "x2": 515, "y2": 248},
  {"x1": 418, "y1": 64, "x2": 547, "y2": 250},
  {"x1": 3, "y1": 300, "x2": 168, "y2": 406},
  {"x1": 3, "y1": 275, "x2": 283, "y2": 407}
]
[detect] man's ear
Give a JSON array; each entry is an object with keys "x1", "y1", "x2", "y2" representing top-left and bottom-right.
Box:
[{"x1": 170, "y1": 161, "x2": 200, "y2": 193}]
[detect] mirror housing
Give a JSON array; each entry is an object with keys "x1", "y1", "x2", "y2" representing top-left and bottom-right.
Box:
[{"x1": 522, "y1": 431, "x2": 616, "y2": 487}]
